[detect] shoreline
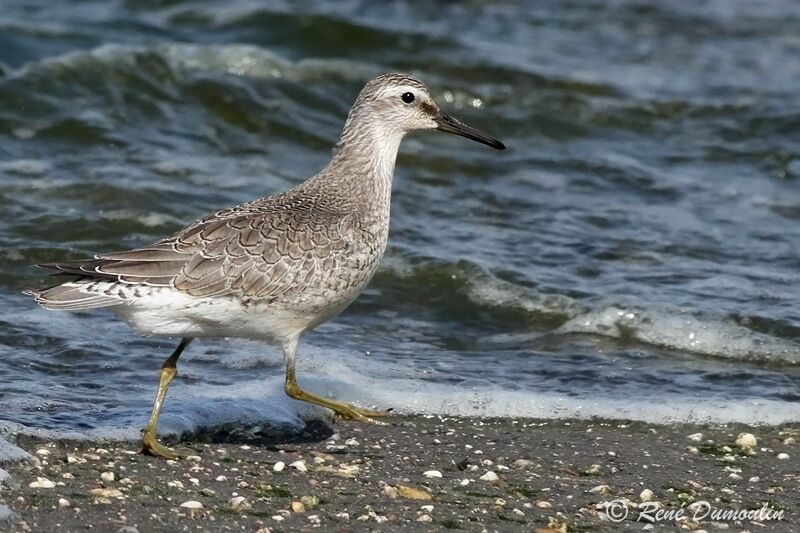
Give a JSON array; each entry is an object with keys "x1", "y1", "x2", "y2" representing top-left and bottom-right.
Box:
[{"x1": 0, "y1": 416, "x2": 797, "y2": 532}]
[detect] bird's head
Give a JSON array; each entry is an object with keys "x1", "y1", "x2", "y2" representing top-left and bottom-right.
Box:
[{"x1": 347, "y1": 73, "x2": 506, "y2": 150}]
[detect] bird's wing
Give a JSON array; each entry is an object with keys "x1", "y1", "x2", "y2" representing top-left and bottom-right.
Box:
[{"x1": 38, "y1": 209, "x2": 354, "y2": 300}]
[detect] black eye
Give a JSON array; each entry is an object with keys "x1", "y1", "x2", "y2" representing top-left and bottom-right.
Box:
[{"x1": 401, "y1": 92, "x2": 415, "y2": 104}]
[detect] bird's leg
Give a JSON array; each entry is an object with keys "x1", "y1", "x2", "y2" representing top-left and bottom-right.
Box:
[
  {"x1": 282, "y1": 339, "x2": 390, "y2": 424},
  {"x1": 141, "y1": 338, "x2": 192, "y2": 459}
]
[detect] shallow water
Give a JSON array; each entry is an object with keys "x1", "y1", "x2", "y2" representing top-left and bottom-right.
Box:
[{"x1": 1, "y1": 1, "x2": 800, "y2": 452}]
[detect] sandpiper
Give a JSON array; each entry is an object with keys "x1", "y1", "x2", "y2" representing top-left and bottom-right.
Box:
[{"x1": 27, "y1": 73, "x2": 505, "y2": 459}]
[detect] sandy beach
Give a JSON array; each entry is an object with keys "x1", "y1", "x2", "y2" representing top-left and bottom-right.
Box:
[{"x1": 0, "y1": 417, "x2": 796, "y2": 532}]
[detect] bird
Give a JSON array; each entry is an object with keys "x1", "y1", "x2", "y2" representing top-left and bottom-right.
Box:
[{"x1": 26, "y1": 73, "x2": 506, "y2": 459}]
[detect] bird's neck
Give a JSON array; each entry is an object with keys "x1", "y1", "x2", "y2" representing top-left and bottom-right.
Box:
[{"x1": 313, "y1": 113, "x2": 405, "y2": 213}]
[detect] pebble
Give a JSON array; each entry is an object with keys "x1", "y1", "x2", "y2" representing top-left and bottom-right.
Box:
[
  {"x1": 58, "y1": 498, "x2": 70, "y2": 509},
  {"x1": 479, "y1": 471, "x2": 499, "y2": 482},
  {"x1": 179, "y1": 500, "x2": 204, "y2": 510},
  {"x1": 460, "y1": 479, "x2": 470, "y2": 486},
  {"x1": 300, "y1": 495, "x2": 320, "y2": 509},
  {"x1": 101, "y1": 471, "x2": 115, "y2": 482},
  {"x1": 35, "y1": 449, "x2": 50, "y2": 457},
  {"x1": 90, "y1": 488, "x2": 123, "y2": 498},
  {"x1": 590, "y1": 484, "x2": 611, "y2": 495},
  {"x1": 271, "y1": 515, "x2": 284, "y2": 522},
  {"x1": 687, "y1": 433, "x2": 704, "y2": 442},
  {"x1": 513, "y1": 458, "x2": 533, "y2": 467},
  {"x1": 535, "y1": 501, "x2": 552, "y2": 509},
  {"x1": 777, "y1": 453, "x2": 790, "y2": 460},
  {"x1": 783, "y1": 437, "x2": 796, "y2": 445},
  {"x1": 345, "y1": 438, "x2": 360, "y2": 446},
  {"x1": 417, "y1": 514, "x2": 433, "y2": 523},
  {"x1": 512, "y1": 508, "x2": 525, "y2": 516},
  {"x1": 28, "y1": 477, "x2": 56, "y2": 489},
  {"x1": 228, "y1": 496, "x2": 250, "y2": 512},
  {"x1": 215, "y1": 475, "x2": 227, "y2": 482},
  {"x1": 273, "y1": 462, "x2": 285, "y2": 472},
  {"x1": 290, "y1": 460, "x2": 307, "y2": 472},
  {"x1": 421, "y1": 504, "x2": 434, "y2": 512},
  {"x1": 735, "y1": 433, "x2": 757, "y2": 449},
  {"x1": 382, "y1": 484, "x2": 398, "y2": 498},
  {"x1": 423, "y1": 470, "x2": 442, "y2": 479},
  {"x1": 640, "y1": 489, "x2": 654, "y2": 502},
  {"x1": 291, "y1": 501, "x2": 305, "y2": 513},
  {"x1": 749, "y1": 476, "x2": 760, "y2": 483}
]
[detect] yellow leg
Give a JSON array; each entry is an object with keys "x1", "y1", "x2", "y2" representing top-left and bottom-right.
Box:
[
  {"x1": 284, "y1": 362, "x2": 390, "y2": 425},
  {"x1": 140, "y1": 338, "x2": 192, "y2": 459}
]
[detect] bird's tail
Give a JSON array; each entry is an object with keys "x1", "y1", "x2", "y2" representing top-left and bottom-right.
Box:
[{"x1": 24, "y1": 282, "x2": 124, "y2": 311}]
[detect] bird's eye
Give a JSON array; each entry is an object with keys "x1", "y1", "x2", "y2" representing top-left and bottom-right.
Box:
[{"x1": 401, "y1": 92, "x2": 415, "y2": 104}]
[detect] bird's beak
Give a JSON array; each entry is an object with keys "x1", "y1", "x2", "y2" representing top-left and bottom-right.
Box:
[{"x1": 435, "y1": 110, "x2": 506, "y2": 150}]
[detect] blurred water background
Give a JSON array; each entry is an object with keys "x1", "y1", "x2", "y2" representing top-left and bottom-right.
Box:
[{"x1": 1, "y1": 0, "x2": 800, "y2": 450}]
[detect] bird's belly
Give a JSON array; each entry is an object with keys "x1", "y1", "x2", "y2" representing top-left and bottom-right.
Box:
[{"x1": 110, "y1": 266, "x2": 374, "y2": 342}]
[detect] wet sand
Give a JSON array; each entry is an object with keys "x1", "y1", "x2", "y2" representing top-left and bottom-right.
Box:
[{"x1": 0, "y1": 417, "x2": 797, "y2": 532}]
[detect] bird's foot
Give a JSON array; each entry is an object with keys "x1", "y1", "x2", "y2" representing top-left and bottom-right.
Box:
[
  {"x1": 333, "y1": 404, "x2": 392, "y2": 425},
  {"x1": 140, "y1": 429, "x2": 193, "y2": 460}
]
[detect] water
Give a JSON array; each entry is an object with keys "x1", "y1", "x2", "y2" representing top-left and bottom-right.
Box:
[{"x1": 1, "y1": 1, "x2": 800, "y2": 455}]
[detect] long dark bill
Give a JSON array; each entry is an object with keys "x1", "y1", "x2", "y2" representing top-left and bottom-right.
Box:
[{"x1": 435, "y1": 111, "x2": 506, "y2": 150}]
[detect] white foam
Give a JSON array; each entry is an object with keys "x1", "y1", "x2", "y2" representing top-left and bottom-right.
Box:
[
  {"x1": 3, "y1": 348, "x2": 797, "y2": 465},
  {"x1": 465, "y1": 275, "x2": 800, "y2": 364},
  {"x1": 558, "y1": 305, "x2": 800, "y2": 364}
]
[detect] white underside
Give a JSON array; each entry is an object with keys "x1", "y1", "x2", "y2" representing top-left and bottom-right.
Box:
[{"x1": 109, "y1": 287, "x2": 348, "y2": 343}]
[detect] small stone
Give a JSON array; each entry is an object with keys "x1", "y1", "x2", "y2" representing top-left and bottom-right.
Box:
[
  {"x1": 35, "y1": 449, "x2": 51, "y2": 457},
  {"x1": 535, "y1": 501, "x2": 552, "y2": 508},
  {"x1": 300, "y1": 495, "x2": 320, "y2": 509},
  {"x1": 336, "y1": 464, "x2": 359, "y2": 477},
  {"x1": 215, "y1": 475, "x2": 227, "y2": 482},
  {"x1": 423, "y1": 470, "x2": 442, "y2": 478},
  {"x1": 291, "y1": 501, "x2": 305, "y2": 513},
  {"x1": 783, "y1": 437, "x2": 796, "y2": 445},
  {"x1": 273, "y1": 461, "x2": 285, "y2": 472},
  {"x1": 186, "y1": 455, "x2": 201, "y2": 462},
  {"x1": 512, "y1": 508, "x2": 525, "y2": 516},
  {"x1": 58, "y1": 498, "x2": 70, "y2": 508},
  {"x1": 228, "y1": 496, "x2": 250, "y2": 512},
  {"x1": 729, "y1": 473, "x2": 742, "y2": 480},
  {"x1": 777, "y1": 453, "x2": 790, "y2": 460},
  {"x1": 640, "y1": 489, "x2": 654, "y2": 502},
  {"x1": 513, "y1": 458, "x2": 533, "y2": 467},
  {"x1": 290, "y1": 460, "x2": 307, "y2": 472},
  {"x1": 735, "y1": 433, "x2": 757, "y2": 449},
  {"x1": 721, "y1": 454, "x2": 736, "y2": 463},
  {"x1": 345, "y1": 438, "x2": 360, "y2": 446},
  {"x1": 397, "y1": 485, "x2": 432, "y2": 500},
  {"x1": 417, "y1": 514, "x2": 433, "y2": 523},
  {"x1": 749, "y1": 476, "x2": 760, "y2": 483},
  {"x1": 590, "y1": 484, "x2": 611, "y2": 495},
  {"x1": 101, "y1": 471, "x2": 115, "y2": 482},
  {"x1": 334, "y1": 512, "x2": 350, "y2": 520},
  {"x1": 460, "y1": 479, "x2": 470, "y2": 486},
  {"x1": 687, "y1": 433, "x2": 703, "y2": 442},
  {"x1": 28, "y1": 477, "x2": 56, "y2": 489},
  {"x1": 271, "y1": 515, "x2": 284, "y2": 522},
  {"x1": 493, "y1": 498, "x2": 506, "y2": 506},
  {"x1": 90, "y1": 488, "x2": 123, "y2": 498},
  {"x1": 421, "y1": 504, "x2": 434, "y2": 512},
  {"x1": 180, "y1": 500, "x2": 203, "y2": 510},
  {"x1": 382, "y1": 484, "x2": 398, "y2": 498},
  {"x1": 479, "y1": 471, "x2": 499, "y2": 482}
]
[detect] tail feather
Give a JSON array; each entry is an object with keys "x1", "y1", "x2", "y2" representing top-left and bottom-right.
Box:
[{"x1": 25, "y1": 282, "x2": 124, "y2": 311}]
